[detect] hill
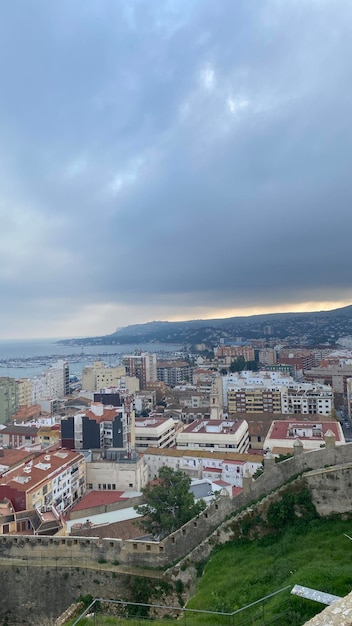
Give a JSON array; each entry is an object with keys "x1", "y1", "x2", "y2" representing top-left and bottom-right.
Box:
[{"x1": 57, "y1": 304, "x2": 352, "y2": 347}]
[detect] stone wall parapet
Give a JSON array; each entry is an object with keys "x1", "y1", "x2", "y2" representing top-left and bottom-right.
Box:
[{"x1": 0, "y1": 441, "x2": 350, "y2": 569}]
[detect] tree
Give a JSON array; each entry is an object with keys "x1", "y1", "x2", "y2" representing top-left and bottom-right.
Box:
[
  {"x1": 245, "y1": 360, "x2": 259, "y2": 371},
  {"x1": 229, "y1": 356, "x2": 246, "y2": 372},
  {"x1": 134, "y1": 466, "x2": 206, "y2": 539}
]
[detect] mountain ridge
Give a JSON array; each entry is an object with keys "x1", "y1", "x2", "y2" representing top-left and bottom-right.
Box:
[{"x1": 57, "y1": 304, "x2": 352, "y2": 347}]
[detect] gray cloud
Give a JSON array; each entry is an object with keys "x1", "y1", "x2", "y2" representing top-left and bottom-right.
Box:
[{"x1": 0, "y1": 0, "x2": 352, "y2": 337}]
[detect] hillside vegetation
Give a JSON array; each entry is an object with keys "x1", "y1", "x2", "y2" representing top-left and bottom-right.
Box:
[
  {"x1": 57, "y1": 303, "x2": 352, "y2": 347},
  {"x1": 69, "y1": 515, "x2": 352, "y2": 625}
]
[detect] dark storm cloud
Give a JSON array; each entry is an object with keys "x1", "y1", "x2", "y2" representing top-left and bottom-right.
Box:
[{"x1": 0, "y1": 0, "x2": 352, "y2": 336}]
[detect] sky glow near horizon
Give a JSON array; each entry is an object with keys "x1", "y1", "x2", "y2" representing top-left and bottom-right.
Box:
[{"x1": 1, "y1": 0, "x2": 352, "y2": 339}]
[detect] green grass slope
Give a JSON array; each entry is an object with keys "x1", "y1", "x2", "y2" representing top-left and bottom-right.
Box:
[
  {"x1": 187, "y1": 516, "x2": 352, "y2": 624},
  {"x1": 69, "y1": 516, "x2": 352, "y2": 625}
]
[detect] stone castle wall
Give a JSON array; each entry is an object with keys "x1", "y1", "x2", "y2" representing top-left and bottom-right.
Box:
[{"x1": 0, "y1": 438, "x2": 350, "y2": 569}]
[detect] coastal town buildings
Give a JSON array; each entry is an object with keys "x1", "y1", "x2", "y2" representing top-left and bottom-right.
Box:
[
  {"x1": 134, "y1": 416, "x2": 177, "y2": 450},
  {"x1": 61, "y1": 402, "x2": 133, "y2": 452},
  {"x1": 0, "y1": 448, "x2": 86, "y2": 514},
  {"x1": 223, "y1": 371, "x2": 333, "y2": 416},
  {"x1": 304, "y1": 354, "x2": 352, "y2": 394},
  {"x1": 157, "y1": 360, "x2": 192, "y2": 386},
  {"x1": 81, "y1": 361, "x2": 127, "y2": 392},
  {"x1": 214, "y1": 344, "x2": 255, "y2": 363},
  {"x1": 86, "y1": 450, "x2": 148, "y2": 492},
  {"x1": 263, "y1": 420, "x2": 345, "y2": 453},
  {"x1": 176, "y1": 419, "x2": 249, "y2": 453},
  {"x1": 122, "y1": 353, "x2": 157, "y2": 389},
  {"x1": 0, "y1": 378, "x2": 18, "y2": 424},
  {"x1": 31, "y1": 360, "x2": 69, "y2": 404},
  {"x1": 142, "y1": 447, "x2": 262, "y2": 485}
]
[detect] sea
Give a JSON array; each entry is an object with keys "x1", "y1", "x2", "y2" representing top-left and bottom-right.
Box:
[{"x1": 0, "y1": 338, "x2": 184, "y2": 380}]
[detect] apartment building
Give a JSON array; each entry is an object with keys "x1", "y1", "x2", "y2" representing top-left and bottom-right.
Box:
[
  {"x1": 0, "y1": 424, "x2": 39, "y2": 449},
  {"x1": 0, "y1": 377, "x2": 18, "y2": 424},
  {"x1": 122, "y1": 353, "x2": 157, "y2": 389},
  {"x1": 258, "y1": 348, "x2": 277, "y2": 366},
  {"x1": 176, "y1": 419, "x2": 249, "y2": 453},
  {"x1": 157, "y1": 361, "x2": 192, "y2": 386},
  {"x1": 38, "y1": 424, "x2": 61, "y2": 448},
  {"x1": 81, "y1": 361, "x2": 127, "y2": 392},
  {"x1": 61, "y1": 402, "x2": 133, "y2": 452},
  {"x1": 142, "y1": 447, "x2": 262, "y2": 485},
  {"x1": 278, "y1": 349, "x2": 316, "y2": 373},
  {"x1": 31, "y1": 360, "x2": 69, "y2": 403},
  {"x1": 264, "y1": 420, "x2": 344, "y2": 452},
  {"x1": 17, "y1": 379, "x2": 32, "y2": 407},
  {"x1": 282, "y1": 387, "x2": 333, "y2": 416},
  {"x1": 214, "y1": 345, "x2": 255, "y2": 362},
  {"x1": 224, "y1": 371, "x2": 333, "y2": 416},
  {"x1": 0, "y1": 448, "x2": 86, "y2": 514},
  {"x1": 228, "y1": 388, "x2": 282, "y2": 414},
  {"x1": 134, "y1": 417, "x2": 176, "y2": 450}
]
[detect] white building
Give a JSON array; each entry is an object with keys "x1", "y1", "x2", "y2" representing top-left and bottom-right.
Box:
[
  {"x1": 134, "y1": 417, "x2": 177, "y2": 450},
  {"x1": 142, "y1": 447, "x2": 262, "y2": 486},
  {"x1": 176, "y1": 419, "x2": 249, "y2": 453},
  {"x1": 223, "y1": 371, "x2": 333, "y2": 416},
  {"x1": 264, "y1": 420, "x2": 345, "y2": 453},
  {"x1": 31, "y1": 360, "x2": 69, "y2": 403},
  {"x1": 86, "y1": 451, "x2": 148, "y2": 492}
]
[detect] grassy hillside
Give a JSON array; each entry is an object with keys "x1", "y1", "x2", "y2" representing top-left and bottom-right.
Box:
[
  {"x1": 187, "y1": 516, "x2": 352, "y2": 624},
  {"x1": 69, "y1": 516, "x2": 352, "y2": 625}
]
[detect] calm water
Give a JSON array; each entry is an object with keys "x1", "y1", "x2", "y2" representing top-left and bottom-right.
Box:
[{"x1": 0, "y1": 339, "x2": 183, "y2": 379}]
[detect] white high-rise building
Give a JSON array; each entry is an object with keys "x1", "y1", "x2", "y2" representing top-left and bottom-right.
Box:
[{"x1": 31, "y1": 360, "x2": 69, "y2": 403}]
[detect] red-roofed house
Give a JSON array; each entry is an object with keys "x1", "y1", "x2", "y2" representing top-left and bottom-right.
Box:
[
  {"x1": 264, "y1": 420, "x2": 345, "y2": 452},
  {"x1": 0, "y1": 448, "x2": 85, "y2": 514}
]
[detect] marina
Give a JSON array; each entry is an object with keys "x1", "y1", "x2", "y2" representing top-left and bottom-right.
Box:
[{"x1": 0, "y1": 339, "x2": 184, "y2": 379}]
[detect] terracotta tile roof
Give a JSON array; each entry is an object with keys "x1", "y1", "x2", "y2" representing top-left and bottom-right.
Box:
[
  {"x1": 0, "y1": 449, "x2": 83, "y2": 492},
  {"x1": 0, "y1": 449, "x2": 35, "y2": 470},
  {"x1": 70, "y1": 518, "x2": 143, "y2": 540},
  {"x1": 1, "y1": 425, "x2": 38, "y2": 436},
  {"x1": 70, "y1": 490, "x2": 127, "y2": 513},
  {"x1": 267, "y1": 420, "x2": 343, "y2": 441}
]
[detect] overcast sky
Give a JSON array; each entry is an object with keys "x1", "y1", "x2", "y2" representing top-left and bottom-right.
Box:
[{"x1": 1, "y1": 0, "x2": 352, "y2": 339}]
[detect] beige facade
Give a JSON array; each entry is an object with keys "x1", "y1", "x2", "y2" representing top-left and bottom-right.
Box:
[
  {"x1": 86, "y1": 455, "x2": 148, "y2": 492},
  {"x1": 215, "y1": 344, "x2": 255, "y2": 362},
  {"x1": 0, "y1": 449, "x2": 86, "y2": 514},
  {"x1": 118, "y1": 376, "x2": 140, "y2": 393},
  {"x1": 305, "y1": 365, "x2": 352, "y2": 394},
  {"x1": 81, "y1": 361, "x2": 126, "y2": 392},
  {"x1": 228, "y1": 388, "x2": 282, "y2": 414},
  {"x1": 16, "y1": 379, "x2": 33, "y2": 407},
  {"x1": 258, "y1": 348, "x2": 277, "y2": 366}
]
